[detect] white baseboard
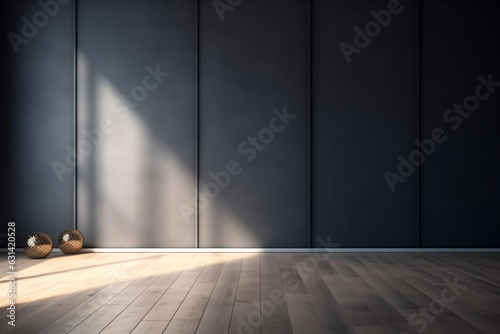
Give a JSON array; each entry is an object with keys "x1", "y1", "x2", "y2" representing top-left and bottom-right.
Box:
[{"x1": 2, "y1": 248, "x2": 500, "y2": 253}]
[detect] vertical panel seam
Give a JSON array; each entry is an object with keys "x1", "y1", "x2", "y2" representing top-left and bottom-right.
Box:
[
  {"x1": 416, "y1": 0, "x2": 422, "y2": 248},
  {"x1": 74, "y1": 0, "x2": 78, "y2": 231},
  {"x1": 308, "y1": 0, "x2": 313, "y2": 248},
  {"x1": 195, "y1": 0, "x2": 200, "y2": 248}
]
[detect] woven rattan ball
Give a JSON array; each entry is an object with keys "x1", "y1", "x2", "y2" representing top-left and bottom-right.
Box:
[
  {"x1": 25, "y1": 232, "x2": 53, "y2": 259},
  {"x1": 58, "y1": 229, "x2": 84, "y2": 254}
]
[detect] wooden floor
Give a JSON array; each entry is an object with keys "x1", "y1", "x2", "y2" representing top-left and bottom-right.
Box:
[{"x1": 1, "y1": 252, "x2": 500, "y2": 334}]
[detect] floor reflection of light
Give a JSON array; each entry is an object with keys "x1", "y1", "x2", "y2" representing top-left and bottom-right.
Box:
[{"x1": 0, "y1": 253, "x2": 254, "y2": 309}]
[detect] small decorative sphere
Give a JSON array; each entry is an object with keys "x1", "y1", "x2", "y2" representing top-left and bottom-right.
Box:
[
  {"x1": 25, "y1": 232, "x2": 53, "y2": 259},
  {"x1": 58, "y1": 229, "x2": 84, "y2": 254}
]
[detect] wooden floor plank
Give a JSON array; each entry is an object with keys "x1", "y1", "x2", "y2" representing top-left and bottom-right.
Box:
[
  {"x1": 292, "y1": 254, "x2": 353, "y2": 334},
  {"x1": 323, "y1": 254, "x2": 408, "y2": 334},
  {"x1": 284, "y1": 293, "x2": 324, "y2": 334},
  {"x1": 195, "y1": 253, "x2": 243, "y2": 334},
  {"x1": 100, "y1": 254, "x2": 205, "y2": 333},
  {"x1": 1, "y1": 254, "x2": 164, "y2": 334},
  {"x1": 68, "y1": 305, "x2": 127, "y2": 334},
  {"x1": 36, "y1": 254, "x2": 189, "y2": 334},
  {"x1": 411, "y1": 254, "x2": 500, "y2": 309},
  {"x1": 1, "y1": 252, "x2": 151, "y2": 325},
  {"x1": 130, "y1": 320, "x2": 169, "y2": 334},
  {"x1": 164, "y1": 254, "x2": 226, "y2": 334},
  {"x1": 228, "y1": 253, "x2": 261, "y2": 334},
  {"x1": 363, "y1": 253, "x2": 466, "y2": 334},
  {"x1": 143, "y1": 254, "x2": 211, "y2": 322},
  {"x1": 260, "y1": 254, "x2": 293, "y2": 334},
  {"x1": 428, "y1": 254, "x2": 500, "y2": 290},
  {"x1": 377, "y1": 253, "x2": 486, "y2": 334},
  {"x1": 347, "y1": 254, "x2": 425, "y2": 334},
  {"x1": 1, "y1": 252, "x2": 499, "y2": 334},
  {"x1": 394, "y1": 253, "x2": 500, "y2": 333}
]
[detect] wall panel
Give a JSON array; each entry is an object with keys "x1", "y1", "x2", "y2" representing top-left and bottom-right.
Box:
[
  {"x1": 312, "y1": 0, "x2": 419, "y2": 247},
  {"x1": 199, "y1": 0, "x2": 309, "y2": 247},
  {"x1": 3, "y1": 0, "x2": 500, "y2": 249},
  {"x1": 1, "y1": 0, "x2": 74, "y2": 245},
  {"x1": 420, "y1": 0, "x2": 500, "y2": 247},
  {"x1": 77, "y1": 0, "x2": 196, "y2": 247}
]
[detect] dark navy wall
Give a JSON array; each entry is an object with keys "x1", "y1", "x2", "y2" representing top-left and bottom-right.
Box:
[
  {"x1": 2, "y1": 0, "x2": 500, "y2": 248},
  {"x1": 199, "y1": 0, "x2": 309, "y2": 247},
  {"x1": 2, "y1": 0, "x2": 74, "y2": 247},
  {"x1": 420, "y1": 0, "x2": 500, "y2": 247},
  {"x1": 312, "y1": 0, "x2": 419, "y2": 247},
  {"x1": 76, "y1": 0, "x2": 196, "y2": 247}
]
